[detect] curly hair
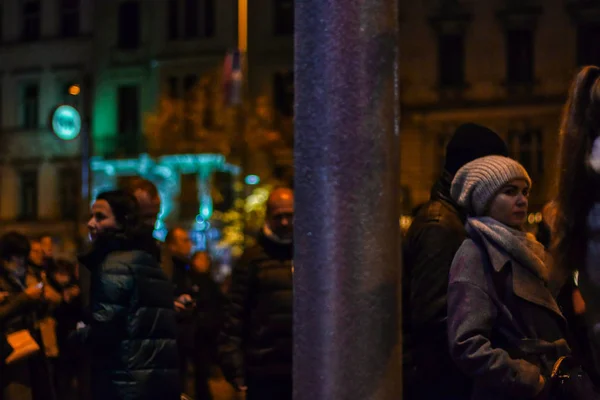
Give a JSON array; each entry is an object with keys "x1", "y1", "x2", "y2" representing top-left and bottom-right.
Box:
[{"x1": 554, "y1": 66, "x2": 600, "y2": 273}]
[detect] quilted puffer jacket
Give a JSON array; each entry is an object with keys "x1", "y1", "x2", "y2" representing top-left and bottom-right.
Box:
[{"x1": 76, "y1": 235, "x2": 180, "y2": 400}]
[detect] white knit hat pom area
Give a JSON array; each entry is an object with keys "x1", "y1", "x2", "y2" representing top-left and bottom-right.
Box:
[{"x1": 450, "y1": 155, "x2": 532, "y2": 216}]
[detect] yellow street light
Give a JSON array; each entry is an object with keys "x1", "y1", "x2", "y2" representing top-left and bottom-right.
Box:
[{"x1": 69, "y1": 84, "x2": 81, "y2": 96}]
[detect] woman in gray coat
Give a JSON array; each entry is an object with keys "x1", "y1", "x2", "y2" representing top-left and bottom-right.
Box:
[{"x1": 447, "y1": 156, "x2": 595, "y2": 399}]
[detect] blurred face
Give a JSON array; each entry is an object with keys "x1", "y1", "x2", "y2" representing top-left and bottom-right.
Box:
[
  {"x1": 266, "y1": 190, "x2": 294, "y2": 241},
  {"x1": 40, "y1": 236, "x2": 53, "y2": 258},
  {"x1": 5, "y1": 255, "x2": 27, "y2": 278},
  {"x1": 191, "y1": 252, "x2": 210, "y2": 274},
  {"x1": 168, "y1": 229, "x2": 192, "y2": 259},
  {"x1": 29, "y1": 241, "x2": 44, "y2": 267},
  {"x1": 87, "y1": 200, "x2": 119, "y2": 242},
  {"x1": 134, "y1": 189, "x2": 161, "y2": 229},
  {"x1": 488, "y1": 179, "x2": 529, "y2": 229}
]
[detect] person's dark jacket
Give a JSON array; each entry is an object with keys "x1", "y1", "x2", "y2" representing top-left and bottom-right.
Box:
[
  {"x1": 75, "y1": 235, "x2": 180, "y2": 400},
  {"x1": 218, "y1": 231, "x2": 293, "y2": 385},
  {"x1": 402, "y1": 172, "x2": 472, "y2": 398},
  {"x1": 172, "y1": 257, "x2": 224, "y2": 358}
]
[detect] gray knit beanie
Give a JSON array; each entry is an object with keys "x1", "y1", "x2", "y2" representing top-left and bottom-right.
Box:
[{"x1": 451, "y1": 155, "x2": 532, "y2": 216}]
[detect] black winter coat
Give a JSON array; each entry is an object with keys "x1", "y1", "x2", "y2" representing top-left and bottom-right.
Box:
[
  {"x1": 75, "y1": 236, "x2": 180, "y2": 400},
  {"x1": 402, "y1": 173, "x2": 472, "y2": 399},
  {"x1": 218, "y1": 232, "x2": 293, "y2": 384}
]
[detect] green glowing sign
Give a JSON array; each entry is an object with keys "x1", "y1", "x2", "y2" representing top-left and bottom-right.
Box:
[{"x1": 51, "y1": 105, "x2": 81, "y2": 140}]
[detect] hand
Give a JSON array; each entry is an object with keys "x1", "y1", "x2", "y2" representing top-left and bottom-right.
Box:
[
  {"x1": 24, "y1": 285, "x2": 43, "y2": 300},
  {"x1": 76, "y1": 321, "x2": 87, "y2": 330},
  {"x1": 0, "y1": 291, "x2": 9, "y2": 302},
  {"x1": 176, "y1": 294, "x2": 193, "y2": 305},
  {"x1": 174, "y1": 301, "x2": 187, "y2": 311},
  {"x1": 233, "y1": 377, "x2": 247, "y2": 392},
  {"x1": 63, "y1": 286, "x2": 81, "y2": 303}
]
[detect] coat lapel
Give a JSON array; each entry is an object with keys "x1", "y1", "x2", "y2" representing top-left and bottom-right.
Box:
[{"x1": 478, "y1": 234, "x2": 565, "y2": 320}]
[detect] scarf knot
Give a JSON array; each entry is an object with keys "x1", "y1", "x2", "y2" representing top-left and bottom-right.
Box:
[{"x1": 467, "y1": 217, "x2": 549, "y2": 283}]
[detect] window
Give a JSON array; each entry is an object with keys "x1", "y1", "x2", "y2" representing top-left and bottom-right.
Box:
[
  {"x1": 167, "y1": 0, "x2": 178, "y2": 40},
  {"x1": 22, "y1": 0, "x2": 41, "y2": 41},
  {"x1": 60, "y1": 0, "x2": 80, "y2": 37},
  {"x1": 168, "y1": 77, "x2": 179, "y2": 98},
  {"x1": 22, "y1": 83, "x2": 39, "y2": 129},
  {"x1": 180, "y1": 173, "x2": 199, "y2": 219},
  {"x1": 274, "y1": 71, "x2": 294, "y2": 117},
  {"x1": 117, "y1": 85, "x2": 140, "y2": 154},
  {"x1": 59, "y1": 167, "x2": 79, "y2": 219},
  {"x1": 118, "y1": 1, "x2": 140, "y2": 50},
  {"x1": 438, "y1": 33, "x2": 465, "y2": 87},
  {"x1": 184, "y1": 0, "x2": 199, "y2": 38},
  {"x1": 509, "y1": 129, "x2": 544, "y2": 176},
  {"x1": 183, "y1": 74, "x2": 198, "y2": 95},
  {"x1": 506, "y1": 29, "x2": 534, "y2": 85},
  {"x1": 274, "y1": 0, "x2": 294, "y2": 36},
  {"x1": 203, "y1": 0, "x2": 215, "y2": 37},
  {"x1": 577, "y1": 23, "x2": 600, "y2": 67},
  {"x1": 19, "y1": 170, "x2": 38, "y2": 221}
]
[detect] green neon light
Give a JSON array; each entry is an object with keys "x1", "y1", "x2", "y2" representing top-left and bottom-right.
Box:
[{"x1": 51, "y1": 105, "x2": 81, "y2": 140}]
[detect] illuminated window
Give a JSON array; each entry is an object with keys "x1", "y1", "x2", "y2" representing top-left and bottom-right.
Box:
[{"x1": 22, "y1": 0, "x2": 41, "y2": 41}]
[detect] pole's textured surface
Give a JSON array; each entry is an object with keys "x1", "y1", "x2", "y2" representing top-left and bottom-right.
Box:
[{"x1": 294, "y1": 0, "x2": 401, "y2": 399}]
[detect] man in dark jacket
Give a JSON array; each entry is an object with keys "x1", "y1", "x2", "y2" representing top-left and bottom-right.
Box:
[
  {"x1": 219, "y1": 187, "x2": 294, "y2": 400},
  {"x1": 402, "y1": 123, "x2": 508, "y2": 400}
]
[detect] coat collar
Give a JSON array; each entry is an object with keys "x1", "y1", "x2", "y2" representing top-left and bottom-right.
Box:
[{"x1": 469, "y1": 227, "x2": 564, "y2": 320}]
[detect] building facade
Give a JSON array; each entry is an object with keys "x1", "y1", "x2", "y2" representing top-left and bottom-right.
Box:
[
  {"x1": 0, "y1": 0, "x2": 294, "y2": 254},
  {"x1": 0, "y1": 0, "x2": 94, "y2": 255},
  {"x1": 399, "y1": 0, "x2": 596, "y2": 214}
]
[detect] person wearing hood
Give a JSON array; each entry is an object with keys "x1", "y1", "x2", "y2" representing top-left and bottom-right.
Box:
[
  {"x1": 447, "y1": 156, "x2": 597, "y2": 400},
  {"x1": 73, "y1": 190, "x2": 179, "y2": 400},
  {"x1": 402, "y1": 123, "x2": 509, "y2": 399},
  {"x1": 218, "y1": 187, "x2": 294, "y2": 400}
]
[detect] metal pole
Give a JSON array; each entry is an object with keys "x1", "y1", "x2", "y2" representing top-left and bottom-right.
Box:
[{"x1": 294, "y1": 0, "x2": 401, "y2": 399}]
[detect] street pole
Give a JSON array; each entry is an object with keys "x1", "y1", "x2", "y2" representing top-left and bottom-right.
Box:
[
  {"x1": 294, "y1": 0, "x2": 401, "y2": 399},
  {"x1": 235, "y1": 0, "x2": 249, "y2": 239},
  {"x1": 79, "y1": 74, "x2": 93, "y2": 248}
]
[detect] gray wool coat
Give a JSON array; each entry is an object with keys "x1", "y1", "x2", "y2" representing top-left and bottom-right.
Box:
[{"x1": 448, "y1": 231, "x2": 570, "y2": 400}]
